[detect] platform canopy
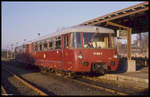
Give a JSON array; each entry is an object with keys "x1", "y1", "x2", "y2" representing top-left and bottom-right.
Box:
[
  {"x1": 79, "y1": 2, "x2": 149, "y2": 34},
  {"x1": 79, "y1": 2, "x2": 149, "y2": 60}
]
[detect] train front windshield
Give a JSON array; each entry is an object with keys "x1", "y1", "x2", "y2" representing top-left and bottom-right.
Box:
[
  {"x1": 72, "y1": 32, "x2": 113, "y2": 49},
  {"x1": 83, "y1": 32, "x2": 112, "y2": 49}
]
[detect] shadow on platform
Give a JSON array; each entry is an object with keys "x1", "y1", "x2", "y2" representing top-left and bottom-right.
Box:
[{"x1": 109, "y1": 58, "x2": 148, "y2": 74}]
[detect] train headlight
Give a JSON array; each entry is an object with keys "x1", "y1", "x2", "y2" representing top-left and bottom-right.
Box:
[
  {"x1": 113, "y1": 55, "x2": 117, "y2": 58},
  {"x1": 78, "y1": 55, "x2": 83, "y2": 59}
]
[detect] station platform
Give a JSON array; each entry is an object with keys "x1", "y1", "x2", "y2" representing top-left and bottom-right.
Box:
[
  {"x1": 97, "y1": 66, "x2": 149, "y2": 90},
  {"x1": 99, "y1": 67, "x2": 148, "y2": 82}
]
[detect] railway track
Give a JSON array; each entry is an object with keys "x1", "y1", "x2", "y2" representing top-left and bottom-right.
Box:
[
  {"x1": 72, "y1": 78, "x2": 128, "y2": 95},
  {"x1": 44, "y1": 71, "x2": 129, "y2": 95},
  {"x1": 40, "y1": 72, "x2": 128, "y2": 95},
  {"x1": 1, "y1": 85, "x2": 8, "y2": 96},
  {"x1": 2, "y1": 62, "x2": 143, "y2": 95},
  {"x1": 52, "y1": 71, "x2": 144, "y2": 95},
  {"x1": 2, "y1": 67, "x2": 48, "y2": 96},
  {"x1": 2, "y1": 66, "x2": 127, "y2": 96},
  {"x1": 82, "y1": 76, "x2": 146, "y2": 92}
]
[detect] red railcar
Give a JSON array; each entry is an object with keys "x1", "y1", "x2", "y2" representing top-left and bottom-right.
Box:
[{"x1": 15, "y1": 25, "x2": 118, "y2": 75}]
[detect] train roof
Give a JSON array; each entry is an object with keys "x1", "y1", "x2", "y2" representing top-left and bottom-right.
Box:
[
  {"x1": 60, "y1": 25, "x2": 114, "y2": 34},
  {"x1": 28, "y1": 25, "x2": 114, "y2": 43}
]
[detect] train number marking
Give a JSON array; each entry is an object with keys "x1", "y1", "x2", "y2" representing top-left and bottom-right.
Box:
[{"x1": 93, "y1": 52, "x2": 102, "y2": 56}]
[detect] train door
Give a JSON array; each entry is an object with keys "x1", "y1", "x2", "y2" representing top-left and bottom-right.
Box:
[{"x1": 62, "y1": 33, "x2": 71, "y2": 71}]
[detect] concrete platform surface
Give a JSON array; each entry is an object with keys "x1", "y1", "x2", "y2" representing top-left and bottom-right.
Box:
[{"x1": 98, "y1": 67, "x2": 149, "y2": 84}]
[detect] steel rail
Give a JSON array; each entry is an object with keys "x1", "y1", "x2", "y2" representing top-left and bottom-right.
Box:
[
  {"x1": 39, "y1": 69, "x2": 128, "y2": 95},
  {"x1": 69, "y1": 77, "x2": 128, "y2": 95},
  {"x1": 1, "y1": 85, "x2": 7, "y2": 96},
  {"x1": 2, "y1": 67, "x2": 48, "y2": 96},
  {"x1": 41, "y1": 68, "x2": 128, "y2": 95},
  {"x1": 83, "y1": 76, "x2": 146, "y2": 92}
]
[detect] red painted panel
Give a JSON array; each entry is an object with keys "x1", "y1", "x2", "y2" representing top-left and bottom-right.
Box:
[
  {"x1": 19, "y1": 35, "x2": 118, "y2": 73},
  {"x1": 33, "y1": 50, "x2": 63, "y2": 70},
  {"x1": 71, "y1": 48, "x2": 118, "y2": 72}
]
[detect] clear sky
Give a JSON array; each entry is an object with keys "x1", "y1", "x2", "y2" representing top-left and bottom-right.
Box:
[{"x1": 2, "y1": 1, "x2": 143, "y2": 50}]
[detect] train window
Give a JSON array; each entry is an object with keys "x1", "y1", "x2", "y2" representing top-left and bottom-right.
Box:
[
  {"x1": 36, "y1": 42, "x2": 39, "y2": 51},
  {"x1": 83, "y1": 33, "x2": 111, "y2": 49},
  {"x1": 36, "y1": 43, "x2": 38, "y2": 51},
  {"x1": 41, "y1": 41, "x2": 44, "y2": 51},
  {"x1": 32, "y1": 43, "x2": 34, "y2": 51},
  {"x1": 35, "y1": 42, "x2": 38, "y2": 51},
  {"x1": 72, "y1": 33, "x2": 75, "y2": 48},
  {"x1": 43, "y1": 40, "x2": 47, "y2": 50},
  {"x1": 55, "y1": 36, "x2": 61, "y2": 49},
  {"x1": 66, "y1": 36, "x2": 69, "y2": 47},
  {"x1": 76, "y1": 32, "x2": 81, "y2": 48},
  {"x1": 64, "y1": 35, "x2": 69, "y2": 48},
  {"x1": 47, "y1": 38, "x2": 53, "y2": 50},
  {"x1": 70, "y1": 33, "x2": 73, "y2": 48},
  {"x1": 64, "y1": 36, "x2": 66, "y2": 48},
  {"x1": 56, "y1": 40, "x2": 61, "y2": 49},
  {"x1": 53, "y1": 37, "x2": 56, "y2": 49},
  {"x1": 39, "y1": 42, "x2": 42, "y2": 51},
  {"x1": 49, "y1": 42, "x2": 53, "y2": 49},
  {"x1": 72, "y1": 32, "x2": 81, "y2": 48},
  {"x1": 56, "y1": 36, "x2": 60, "y2": 40}
]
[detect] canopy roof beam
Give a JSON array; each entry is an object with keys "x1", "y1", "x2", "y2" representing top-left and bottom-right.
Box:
[{"x1": 106, "y1": 21, "x2": 132, "y2": 60}]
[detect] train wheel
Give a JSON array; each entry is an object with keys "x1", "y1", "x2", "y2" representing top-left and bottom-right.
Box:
[
  {"x1": 64, "y1": 72, "x2": 75, "y2": 78},
  {"x1": 49, "y1": 68, "x2": 54, "y2": 73},
  {"x1": 64, "y1": 72, "x2": 70, "y2": 78},
  {"x1": 68, "y1": 72, "x2": 72, "y2": 78},
  {"x1": 61, "y1": 71, "x2": 66, "y2": 77},
  {"x1": 55, "y1": 70, "x2": 63, "y2": 77},
  {"x1": 99, "y1": 69, "x2": 105, "y2": 75},
  {"x1": 40, "y1": 67, "x2": 47, "y2": 74}
]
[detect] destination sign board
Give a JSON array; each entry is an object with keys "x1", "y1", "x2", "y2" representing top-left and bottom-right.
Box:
[{"x1": 117, "y1": 30, "x2": 128, "y2": 39}]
